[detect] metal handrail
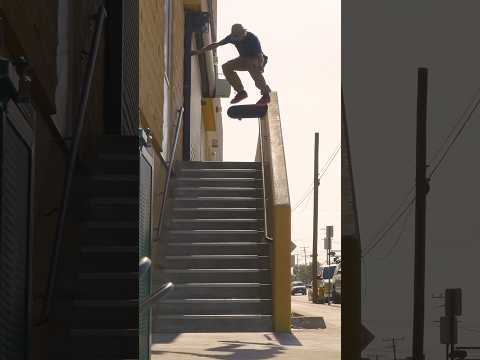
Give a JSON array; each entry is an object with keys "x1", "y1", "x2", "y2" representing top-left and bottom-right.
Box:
[
  {"x1": 258, "y1": 119, "x2": 273, "y2": 241},
  {"x1": 139, "y1": 257, "x2": 152, "y2": 277},
  {"x1": 155, "y1": 107, "x2": 185, "y2": 240},
  {"x1": 42, "y1": 6, "x2": 107, "y2": 322},
  {"x1": 140, "y1": 282, "x2": 174, "y2": 312}
]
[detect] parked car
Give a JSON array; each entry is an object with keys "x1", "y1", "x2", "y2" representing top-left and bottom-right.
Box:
[{"x1": 291, "y1": 281, "x2": 307, "y2": 295}]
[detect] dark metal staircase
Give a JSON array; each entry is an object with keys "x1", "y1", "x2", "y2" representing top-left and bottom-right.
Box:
[{"x1": 69, "y1": 135, "x2": 140, "y2": 359}]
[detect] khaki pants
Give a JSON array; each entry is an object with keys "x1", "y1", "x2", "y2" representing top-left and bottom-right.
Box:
[{"x1": 222, "y1": 54, "x2": 270, "y2": 95}]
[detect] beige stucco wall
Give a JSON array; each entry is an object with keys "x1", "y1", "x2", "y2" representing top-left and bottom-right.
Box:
[{"x1": 139, "y1": 0, "x2": 165, "y2": 151}]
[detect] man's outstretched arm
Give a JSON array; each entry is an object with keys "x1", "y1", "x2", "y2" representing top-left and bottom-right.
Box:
[{"x1": 191, "y1": 42, "x2": 224, "y2": 56}]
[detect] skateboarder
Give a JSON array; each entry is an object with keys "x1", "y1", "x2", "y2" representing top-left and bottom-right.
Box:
[{"x1": 191, "y1": 23, "x2": 271, "y2": 105}]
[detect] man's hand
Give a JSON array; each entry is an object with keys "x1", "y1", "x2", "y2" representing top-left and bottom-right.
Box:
[{"x1": 191, "y1": 49, "x2": 202, "y2": 56}]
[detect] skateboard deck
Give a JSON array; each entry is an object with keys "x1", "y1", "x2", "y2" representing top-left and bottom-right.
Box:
[{"x1": 227, "y1": 104, "x2": 268, "y2": 119}]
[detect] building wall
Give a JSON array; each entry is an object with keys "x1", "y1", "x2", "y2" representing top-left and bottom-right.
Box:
[{"x1": 139, "y1": 0, "x2": 164, "y2": 151}]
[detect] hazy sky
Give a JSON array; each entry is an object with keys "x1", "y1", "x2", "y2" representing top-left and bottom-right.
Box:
[
  {"x1": 343, "y1": 1, "x2": 480, "y2": 358},
  {"x1": 216, "y1": 0, "x2": 341, "y2": 264}
]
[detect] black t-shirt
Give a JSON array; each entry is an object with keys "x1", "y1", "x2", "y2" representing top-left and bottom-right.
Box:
[{"x1": 219, "y1": 31, "x2": 263, "y2": 57}]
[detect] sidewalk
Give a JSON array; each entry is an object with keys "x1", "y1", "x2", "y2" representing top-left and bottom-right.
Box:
[{"x1": 151, "y1": 329, "x2": 340, "y2": 360}]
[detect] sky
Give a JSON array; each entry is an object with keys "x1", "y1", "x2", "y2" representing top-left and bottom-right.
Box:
[
  {"x1": 216, "y1": 0, "x2": 341, "y2": 265},
  {"x1": 343, "y1": 1, "x2": 480, "y2": 358}
]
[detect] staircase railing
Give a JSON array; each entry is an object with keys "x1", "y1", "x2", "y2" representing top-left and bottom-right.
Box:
[
  {"x1": 41, "y1": 6, "x2": 107, "y2": 323},
  {"x1": 155, "y1": 107, "x2": 185, "y2": 240},
  {"x1": 139, "y1": 257, "x2": 174, "y2": 312}
]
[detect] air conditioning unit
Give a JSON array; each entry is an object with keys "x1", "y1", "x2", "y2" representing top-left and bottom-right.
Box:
[{"x1": 215, "y1": 78, "x2": 231, "y2": 98}]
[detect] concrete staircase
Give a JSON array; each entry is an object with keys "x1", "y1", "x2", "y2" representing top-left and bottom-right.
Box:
[
  {"x1": 70, "y1": 136, "x2": 140, "y2": 359},
  {"x1": 154, "y1": 161, "x2": 273, "y2": 333}
]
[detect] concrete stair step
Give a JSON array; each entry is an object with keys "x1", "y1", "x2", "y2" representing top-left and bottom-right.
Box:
[
  {"x1": 79, "y1": 246, "x2": 137, "y2": 272},
  {"x1": 153, "y1": 298, "x2": 272, "y2": 315},
  {"x1": 165, "y1": 255, "x2": 270, "y2": 269},
  {"x1": 71, "y1": 329, "x2": 138, "y2": 358},
  {"x1": 168, "y1": 219, "x2": 263, "y2": 231},
  {"x1": 72, "y1": 300, "x2": 138, "y2": 329},
  {"x1": 172, "y1": 187, "x2": 262, "y2": 198},
  {"x1": 166, "y1": 230, "x2": 265, "y2": 242},
  {"x1": 174, "y1": 197, "x2": 263, "y2": 208},
  {"x1": 86, "y1": 197, "x2": 138, "y2": 221},
  {"x1": 176, "y1": 161, "x2": 262, "y2": 170},
  {"x1": 88, "y1": 175, "x2": 139, "y2": 197},
  {"x1": 160, "y1": 269, "x2": 271, "y2": 283},
  {"x1": 171, "y1": 207, "x2": 264, "y2": 219},
  {"x1": 166, "y1": 283, "x2": 272, "y2": 299},
  {"x1": 174, "y1": 177, "x2": 263, "y2": 188},
  {"x1": 152, "y1": 315, "x2": 272, "y2": 333},
  {"x1": 177, "y1": 168, "x2": 262, "y2": 179},
  {"x1": 76, "y1": 274, "x2": 137, "y2": 300},
  {"x1": 166, "y1": 242, "x2": 270, "y2": 256}
]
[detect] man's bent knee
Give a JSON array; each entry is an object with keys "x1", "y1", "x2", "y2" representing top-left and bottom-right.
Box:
[{"x1": 222, "y1": 62, "x2": 232, "y2": 73}]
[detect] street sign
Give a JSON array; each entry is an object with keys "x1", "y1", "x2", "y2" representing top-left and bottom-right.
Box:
[
  {"x1": 326, "y1": 225, "x2": 334, "y2": 238},
  {"x1": 361, "y1": 324, "x2": 375, "y2": 351},
  {"x1": 324, "y1": 237, "x2": 332, "y2": 250}
]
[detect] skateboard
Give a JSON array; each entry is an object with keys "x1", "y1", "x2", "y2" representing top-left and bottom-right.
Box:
[{"x1": 227, "y1": 104, "x2": 268, "y2": 120}]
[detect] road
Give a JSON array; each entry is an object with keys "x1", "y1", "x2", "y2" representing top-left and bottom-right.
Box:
[{"x1": 291, "y1": 294, "x2": 341, "y2": 331}]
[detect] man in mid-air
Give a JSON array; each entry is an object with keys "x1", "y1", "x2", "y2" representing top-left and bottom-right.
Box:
[{"x1": 192, "y1": 23, "x2": 271, "y2": 105}]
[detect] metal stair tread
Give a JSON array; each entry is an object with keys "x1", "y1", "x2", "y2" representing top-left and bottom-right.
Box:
[
  {"x1": 89, "y1": 197, "x2": 138, "y2": 204},
  {"x1": 92, "y1": 174, "x2": 139, "y2": 181},
  {"x1": 84, "y1": 221, "x2": 137, "y2": 228},
  {"x1": 78, "y1": 272, "x2": 138, "y2": 280},
  {"x1": 71, "y1": 329, "x2": 138, "y2": 336},
  {"x1": 98, "y1": 154, "x2": 138, "y2": 161},
  {"x1": 73, "y1": 300, "x2": 137, "y2": 307},
  {"x1": 81, "y1": 246, "x2": 137, "y2": 253}
]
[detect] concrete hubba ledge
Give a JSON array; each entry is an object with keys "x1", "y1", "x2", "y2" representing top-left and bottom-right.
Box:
[{"x1": 256, "y1": 92, "x2": 292, "y2": 332}]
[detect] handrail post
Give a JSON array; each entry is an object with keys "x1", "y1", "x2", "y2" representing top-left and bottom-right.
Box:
[
  {"x1": 258, "y1": 118, "x2": 272, "y2": 241},
  {"x1": 42, "y1": 6, "x2": 107, "y2": 323}
]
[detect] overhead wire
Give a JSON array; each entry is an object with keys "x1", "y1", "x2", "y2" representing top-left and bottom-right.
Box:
[{"x1": 362, "y1": 83, "x2": 480, "y2": 259}]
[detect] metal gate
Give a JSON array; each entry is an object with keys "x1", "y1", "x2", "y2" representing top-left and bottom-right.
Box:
[
  {"x1": 139, "y1": 142, "x2": 153, "y2": 360},
  {"x1": 0, "y1": 103, "x2": 34, "y2": 360}
]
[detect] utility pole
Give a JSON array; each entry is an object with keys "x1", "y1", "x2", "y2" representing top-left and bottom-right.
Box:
[
  {"x1": 300, "y1": 246, "x2": 309, "y2": 266},
  {"x1": 383, "y1": 337, "x2": 404, "y2": 360},
  {"x1": 312, "y1": 132, "x2": 319, "y2": 303},
  {"x1": 412, "y1": 67, "x2": 429, "y2": 360}
]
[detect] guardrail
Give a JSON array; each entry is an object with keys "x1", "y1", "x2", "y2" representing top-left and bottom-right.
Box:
[{"x1": 255, "y1": 92, "x2": 291, "y2": 332}]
